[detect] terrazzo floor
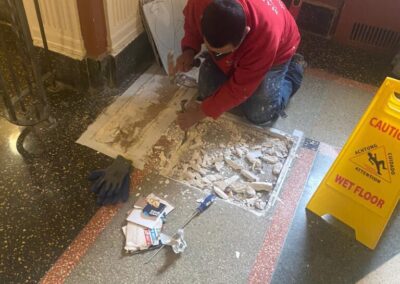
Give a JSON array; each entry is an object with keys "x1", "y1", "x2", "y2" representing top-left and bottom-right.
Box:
[
  {"x1": 0, "y1": 89, "x2": 117, "y2": 283},
  {"x1": 0, "y1": 30, "x2": 396, "y2": 283}
]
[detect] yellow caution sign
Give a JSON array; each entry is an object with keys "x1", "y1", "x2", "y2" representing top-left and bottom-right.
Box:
[{"x1": 307, "y1": 77, "x2": 400, "y2": 249}]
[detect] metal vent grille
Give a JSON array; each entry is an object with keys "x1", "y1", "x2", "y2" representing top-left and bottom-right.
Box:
[{"x1": 350, "y1": 22, "x2": 400, "y2": 48}]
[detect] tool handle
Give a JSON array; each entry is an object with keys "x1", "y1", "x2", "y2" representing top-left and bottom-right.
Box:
[
  {"x1": 197, "y1": 194, "x2": 216, "y2": 213},
  {"x1": 181, "y1": 194, "x2": 216, "y2": 229}
]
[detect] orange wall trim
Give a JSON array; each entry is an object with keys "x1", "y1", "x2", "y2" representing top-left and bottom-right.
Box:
[{"x1": 77, "y1": 0, "x2": 108, "y2": 59}]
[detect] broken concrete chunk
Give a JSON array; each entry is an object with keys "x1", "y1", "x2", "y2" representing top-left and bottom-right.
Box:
[
  {"x1": 275, "y1": 151, "x2": 286, "y2": 159},
  {"x1": 272, "y1": 162, "x2": 283, "y2": 175},
  {"x1": 214, "y1": 161, "x2": 224, "y2": 172},
  {"x1": 245, "y1": 196, "x2": 258, "y2": 207},
  {"x1": 210, "y1": 155, "x2": 223, "y2": 166},
  {"x1": 233, "y1": 147, "x2": 244, "y2": 157},
  {"x1": 225, "y1": 157, "x2": 243, "y2": 171},
  {"x1": 202, "y1": 154, "x2": 211, "y2": 167},
  {"x1": 202, "y1": 177, "x2": 212, "y2": 184},
  {"x1": 214, "y1": 175, "x2": 240, "y2": 190},
  {"x1": 240, "y1": 169, "x2": 259, "y2": 182},
  {"x1": 225, "y1": 186, "x2": 232, "y2": 193},
  {"x1": 229, "y1": 182, "x2": 247, "y2": 194},
  {"x1": 252, "y1": 145, "x2": 262, "y2": 150},
  {"x1": 272, "y1": 141, "x2": 289, "y2": 158},
  {"x1": 245, "y1": 199, "x2": 255, "y2": 207},
  {"x1": 215, "y1": 154, "x2": 224, "y2": 162},
  {"x1": 198, "y1": 168, "x2": 208, "y2": 177},
  {"x1": 182, "y1": 170, "x2": 195, "y2": 181},
  {"x1": 246, "y1": 154, "x2": 262, "y2": 171},
  {"x1": 213, "y1": 186, "x2": 229, "y2": 199},
  {"x1": 190, "y1": 164, "x2": 207, "y2": 176},
  {"x1": 261, "y1": 154, "x2": 279, "y2": 164},
  {"x1": 262, "y1": 141, "x2": 273, "y2": 148},
  {"x1": 215, "y1": 174, "x2": 224, "y2": 180},
  {"x1": 207, "y1": 174, "x2": 224, "y2": 182},
  {"x1": 247, "y1": 150, "x2": 263, "y2": 159},
  {"x1": 271, "y1": 138, "x2": 281, "y2": 145},
  {"x1": 232, "y1": 195, "x2": 242, "y2": 202},
  {"x1": 249, "y1": 182, "x2": 273, "y2": 192},
  {"x1": 274, "y1": 140, "x2": 288, "y2": 152},
  {"x1": 246, "y1": 187, "x2": 257, "y2": 198},
  {"x1": 252, "y1": 161, "x2": 262, "y2": 172},
  {"x1": 255, "y1": 199, "x2": 267, "y2": 210},
  {"x1": 246, "y1": 153, "x2": 261, "y2": 165},
  {"x1": 266, "y1": 148, "x2": 276, "y2": 156},
  {"x1": 207, "y1": 175, "x2": 217, "y2": 182}
]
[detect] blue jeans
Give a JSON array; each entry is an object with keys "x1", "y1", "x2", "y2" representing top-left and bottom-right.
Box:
[{"x1": 198, "y1": 54, "x2": 304, "y2": 125}]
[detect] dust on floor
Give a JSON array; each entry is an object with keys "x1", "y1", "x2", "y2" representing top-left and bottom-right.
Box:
[{"x1": 78, "y1": 65, "x2": 300, "y2": 214}]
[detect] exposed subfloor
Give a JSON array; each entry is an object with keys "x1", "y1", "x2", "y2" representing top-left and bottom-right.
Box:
[{"x1": 1, "y1": 32, "x2": 399, "y2": 283}]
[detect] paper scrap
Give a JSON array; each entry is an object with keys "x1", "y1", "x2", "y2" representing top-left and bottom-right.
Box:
[{"x1": 123, "y1": 221, "x2": 162, "y2": 251}]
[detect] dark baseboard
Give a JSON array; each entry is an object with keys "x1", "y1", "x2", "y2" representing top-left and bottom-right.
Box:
[
  {"x1": 0, "y1": 21, "x2": 155, "y2": 93},
  {"x1": 43, "y1": 32, "x2": 154, "y2": 92},
  {"x1": 110, "y1": 32, "x2": 154, "y2": 87}
]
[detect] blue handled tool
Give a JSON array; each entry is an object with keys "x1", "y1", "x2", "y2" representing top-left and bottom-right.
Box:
[
  {"x1": 144, "y1": 194, "x2": 216, "y2": 264},
  {"x1": 181, "y1": 194, "x2": 216, "y2": 228}
]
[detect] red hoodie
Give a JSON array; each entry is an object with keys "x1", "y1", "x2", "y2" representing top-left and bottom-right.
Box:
[{"x1": 181, "y1": 0, "x2": 300, "y2": 119}]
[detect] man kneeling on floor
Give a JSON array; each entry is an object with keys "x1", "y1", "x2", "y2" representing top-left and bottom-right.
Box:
[{"x1": 176, "y1": 0, "x2": 306, "y2": 130}]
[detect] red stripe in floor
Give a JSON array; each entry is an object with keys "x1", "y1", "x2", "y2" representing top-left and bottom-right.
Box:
[
  {"x1": 40, "y1": 169, "x2": 149, "y2": 284},
  {"x1": 40, "y1": 147, "x2": 318, "y2": 283},
  {"x1": 248, "y1": 148, "x2": 317, "y2": 284}
]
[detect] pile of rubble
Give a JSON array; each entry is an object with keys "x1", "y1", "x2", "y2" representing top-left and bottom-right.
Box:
[{"x1": 154, "y1": 118, "x2": 293, "y2": 212}]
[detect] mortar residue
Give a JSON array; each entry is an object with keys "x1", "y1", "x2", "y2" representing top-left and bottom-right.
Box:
[{"x1": 149, "y1": 116, "x2": 293, "y2": 213}]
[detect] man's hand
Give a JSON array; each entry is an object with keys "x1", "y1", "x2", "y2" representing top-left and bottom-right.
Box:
[
  {"x1": 177, "y1": 102, "x2": 206, "y2": 131},
  {"x1": 175, "y1": 49, "x2": 196, "y2": 73}
]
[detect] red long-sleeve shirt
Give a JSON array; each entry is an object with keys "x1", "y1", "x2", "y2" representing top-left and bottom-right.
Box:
[{"x1": 181, "y1": 0, "x2": 300, "y2": 119}]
